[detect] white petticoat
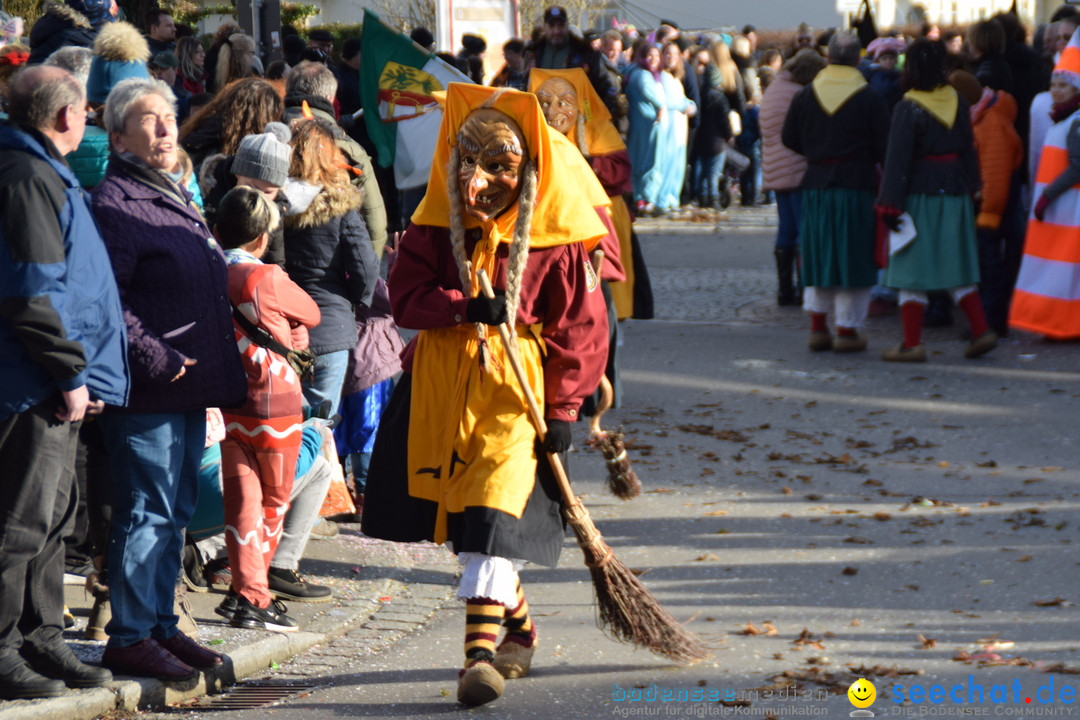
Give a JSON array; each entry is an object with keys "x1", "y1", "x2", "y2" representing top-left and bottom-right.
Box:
[{"x1": 456, "y1": 551, "x2": 526, "y2": 607}]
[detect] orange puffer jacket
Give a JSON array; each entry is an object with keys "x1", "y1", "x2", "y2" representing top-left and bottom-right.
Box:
[{"x1": 971, "y1": 89, "x2": 1023, "y2": 230}]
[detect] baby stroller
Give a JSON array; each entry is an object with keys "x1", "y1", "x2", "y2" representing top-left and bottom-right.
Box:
[{"x1": 717, "y1": 143, "x2": 751, "y2": 209}]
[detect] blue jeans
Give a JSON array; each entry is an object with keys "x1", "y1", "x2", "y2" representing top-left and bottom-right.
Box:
[
  {"x1": 775, "y1": 189, "x2": 802, "y2": 250},
  {"x1": 99, "y1": 409, "x2": 204, "y2": 647},
  {"x1": 302, "y1": 349, "x2": 350, "y2": 416},
  {"x1": 692, "y1": 151, "x2": 726, "y2": 200}
]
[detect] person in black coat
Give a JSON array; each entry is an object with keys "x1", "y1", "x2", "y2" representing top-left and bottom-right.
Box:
[
  {"x1": 530, "y1": 5, "x2": 619, "y2": 116},
  {"x1": 968, "y1": 18, "x2": 1015, "y2": 96},
  {"x1": 282, "y1": 118, "x2": 378, "y2": 415},
  {"x1": 690, "y1": 82, "x2": 733, "y2": 208},
  {"x1": 28, "y1": 0, "x2": 115, "y2": 65}
]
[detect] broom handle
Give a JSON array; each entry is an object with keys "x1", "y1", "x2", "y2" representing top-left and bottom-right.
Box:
[{"x1": 476, "y1": 269, "x2": 582, "y2": 508}]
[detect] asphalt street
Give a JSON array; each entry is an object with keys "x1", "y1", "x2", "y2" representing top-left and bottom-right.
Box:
[{"x1": 133, "y1": 206, "x2": 1080, "y2": 719}]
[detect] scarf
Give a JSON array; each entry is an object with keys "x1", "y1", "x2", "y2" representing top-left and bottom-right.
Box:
[
  {"x1": 224, "y1": 247, "x2": 262, "y2": 266},
  {"x1": 111, "y1": 151, "x2": 191, "y2": 208},
  {"x1": 1051, "y1": 93, "x2": 1080, "y2": 124}
]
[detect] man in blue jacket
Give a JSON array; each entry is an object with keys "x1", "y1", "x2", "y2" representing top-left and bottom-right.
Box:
[{"x1": 0, "y1": 65, "x2": 129, "y2": 700}]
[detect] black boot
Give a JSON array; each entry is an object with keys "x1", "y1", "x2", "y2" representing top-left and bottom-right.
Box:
[
  {"x1": 0, "y1": 651, "x2": 66, "y2": 699},
  {"x1": 775, "y1": 248, "x2": 799, "y2": 306},
  {"x1": 21, "y1": 641, "x2": 112, "y2": 689}
]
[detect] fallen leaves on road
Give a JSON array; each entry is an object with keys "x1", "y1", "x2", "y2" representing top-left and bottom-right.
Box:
[
  {"x1": 675, "y1": 424, "x2": 749, "y2": 442},
  {"x1": 754, "y1": 664, "x2": 922, "y2": 696},
  {"x1": 792, "y1": 628, "x2": 826, "y2": 651},
  {"x1": 1033, "y1": 597, "x2": 1071, "y2": 607},
  {"x1": 740, "y1": 621, "x2": 779, "y2": 636},
  {"x1": 1039, "y1": 662, "x2": 1080, "y2": 675},
  {"x1": 917, "y1": 634, "x2": 937, "y2": 649},
  {"x1": 886, "y1": 437, "x2": 939, "y2": 453}
]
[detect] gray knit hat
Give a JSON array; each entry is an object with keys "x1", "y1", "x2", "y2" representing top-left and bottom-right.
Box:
[{"x1": 231, "y1": 122, "x2": 292, "y2": 187}]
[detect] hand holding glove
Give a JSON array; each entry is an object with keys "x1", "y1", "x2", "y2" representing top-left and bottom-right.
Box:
[
  {"x1": 881, "y1": 210, "x2": 903, "y2": 233},
  {"x1": 543, "y1": 419, "x2": 573, "y2": 454},
  {"x1": 466, "y1": 292, "x2": 509, "y2": 326}
]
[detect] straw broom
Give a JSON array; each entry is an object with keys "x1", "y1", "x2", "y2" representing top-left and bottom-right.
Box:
[
  {"x1": 477, "y1": 269, "x2": 709, "y2": 664},
  {"x1": 586, "y1": 250, "x2": 642, "y2": 501},
  {"x1": 589, "y1": 376, "x2": 642, "y2": 501}
]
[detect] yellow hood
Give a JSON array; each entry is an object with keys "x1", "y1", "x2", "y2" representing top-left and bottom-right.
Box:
[
  {"x1": 528, "y1": 66, "x2": 626, "y2": 157},
  {"x1": 411, "y1": 82, "x2": 609, "y2": 250}
]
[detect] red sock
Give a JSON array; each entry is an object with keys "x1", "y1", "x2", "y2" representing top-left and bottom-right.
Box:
[
  {"x1": 901, "y1": 301, "x2": 925, "y2": 348},
  {"x1": 958, "y1": 292, "x2": 990, "y2": 338},
  {"x1": 837, "y1": 326, "x2": 857, "y2": 337},
  {"x1": 810, "y1": 313, "x2": 827, "y2": 333}
]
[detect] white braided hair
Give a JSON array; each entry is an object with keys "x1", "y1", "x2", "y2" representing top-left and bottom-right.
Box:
[
  {"x1": 446, "y1": 113, "x2": 537, "y2": 364},
  {"x1": 575, "y1": 110, "x2": 588, "y2": 156}
]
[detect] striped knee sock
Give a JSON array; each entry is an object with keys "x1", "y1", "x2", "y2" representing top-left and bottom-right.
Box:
[
  {"x1": 502, "y1": 582, "x2": 536, "y2": 648},
  {"x1": 464, "y1": 598, "x2": 504, "y2": 668}
]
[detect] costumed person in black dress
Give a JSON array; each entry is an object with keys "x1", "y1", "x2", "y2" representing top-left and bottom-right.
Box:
[
  {"x1": 361, "y1": 83, "x2": 611, "y2": 706},
  {"x1": 876, "y1": 39, "x2": 997, "y2": 361},
  {"x1": 782, "y1": 32, "x2": 891, "y2": 353}
]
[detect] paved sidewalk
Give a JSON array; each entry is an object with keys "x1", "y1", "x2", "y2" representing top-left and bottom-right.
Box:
[{"x1": 0, "y1": 527, "x2": 458, "y2": 720}]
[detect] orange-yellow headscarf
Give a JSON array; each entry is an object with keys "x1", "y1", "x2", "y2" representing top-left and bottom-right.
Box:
[
  {"x1": 411, "y1": 82, "x2": 609, "y2": 250},
  {"x1": 528, "y1": 66, "x2": 625, "y2": 157}
]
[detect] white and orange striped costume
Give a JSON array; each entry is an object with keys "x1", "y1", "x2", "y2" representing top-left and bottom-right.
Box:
[
  {"x1": 1011, "y1": 32, "x2": 1080, "y2": 339},
  {"x1": 222, "y1": 254, "x2": 321, "y2": 609}
]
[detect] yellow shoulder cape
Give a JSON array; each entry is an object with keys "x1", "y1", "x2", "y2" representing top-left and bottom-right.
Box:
[
  {"x1": 811, "y1": 64, "x2": 867, "y2": 116},
  {"x1": 903, "y1": 85, "x2": 958, "y2": 129}
]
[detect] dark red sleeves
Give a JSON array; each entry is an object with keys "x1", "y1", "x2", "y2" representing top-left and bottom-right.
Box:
[
  {"x1": 588, "y1": 149, "x2": 633, "y2": 197},
  {"x1": 388, "y1": 223, "x2": 473, "y2": 331}
]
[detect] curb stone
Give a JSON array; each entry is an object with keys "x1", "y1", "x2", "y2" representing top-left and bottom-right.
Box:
[{"x1": 0, "y1": 543, "x2": 457, "y2": 720}]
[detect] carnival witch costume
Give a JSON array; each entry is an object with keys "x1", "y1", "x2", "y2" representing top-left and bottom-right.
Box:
[
  {"x1": 529, "y1": 67, "x2": 640, "y2": 498},
  {"x1": 361, "y1": 83, "x2": 612, "y2": 706}
]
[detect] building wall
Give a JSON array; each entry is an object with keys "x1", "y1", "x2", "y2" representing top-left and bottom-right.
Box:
[{"x1": 861, "y1": 0, "x2": 1044, "y2": 29}]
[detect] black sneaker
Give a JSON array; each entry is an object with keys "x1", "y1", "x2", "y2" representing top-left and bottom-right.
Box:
[
  {"x1": 214, "y1": 590, "x2": 239, "y2": 621},
  {"x1": 268, "y1": 567, "x2": 333, "y2": 603},
  {"x1": 230, "y1": 596, "x2": 299, "y2": 633}
]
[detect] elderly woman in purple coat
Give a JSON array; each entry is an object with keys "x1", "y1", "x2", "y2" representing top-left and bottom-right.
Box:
[{"x1": 91, "y1": 77, "x2": 246, "y2": 682}]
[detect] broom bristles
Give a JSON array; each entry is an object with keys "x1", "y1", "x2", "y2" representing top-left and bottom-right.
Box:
[
  {"x1": 592, "y1": 432, "x2": 642, "y2": 500},
  {"x1": 563, "y1": 503, "x2": 711, "y2": 664}
]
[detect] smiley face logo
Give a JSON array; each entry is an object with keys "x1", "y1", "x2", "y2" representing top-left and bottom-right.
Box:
[{"x1": 848, "y1": 678, "x2": 876, "y2": 708}]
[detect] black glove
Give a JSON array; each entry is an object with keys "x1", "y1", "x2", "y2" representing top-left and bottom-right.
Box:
[
  {"x1": 544, "y1": 419, "x2": 573, "y2": 454},
  {"x1": 466, "y1": 293, "x2": 508, "y2": 326},
  {"x1": 881, "y1": 211, "x2": 902, "y2": 233}
]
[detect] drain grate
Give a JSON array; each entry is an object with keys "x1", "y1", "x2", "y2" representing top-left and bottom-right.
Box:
[{"x1": 200, "y1": 682, "x2": 319, "y2": 710}]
